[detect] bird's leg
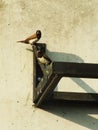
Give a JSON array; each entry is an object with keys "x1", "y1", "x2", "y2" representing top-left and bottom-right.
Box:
[{"x1": 30, "y1": 39, "x2": 39, "y2": 45}]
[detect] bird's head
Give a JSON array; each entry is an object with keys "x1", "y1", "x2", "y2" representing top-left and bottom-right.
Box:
[
  {"x1": 31, "y1": 30, "x2": 41, "y2": 45},
  {"x1": 36, "y1": 30, "x2": 41, "y2": 40}
]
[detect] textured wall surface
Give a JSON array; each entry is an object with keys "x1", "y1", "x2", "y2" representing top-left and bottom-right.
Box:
[{"x1": 0, "y1": 0, "x2": 98, "y2": 129}]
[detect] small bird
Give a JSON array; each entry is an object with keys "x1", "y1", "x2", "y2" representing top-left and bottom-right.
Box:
[
  {"x1": 36, "y1": 50, "x2": 52, "y2": 66},
  {"x1": 18, "y1": 30, "x2": 52, "y2": 66},
  {"x1": 17, "y1": 30, "x2": 41, "y2": 45}
]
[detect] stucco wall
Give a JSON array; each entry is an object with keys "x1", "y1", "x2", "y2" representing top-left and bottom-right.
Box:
[{"x1": 0, "y1": 0, "x2": 98, "y2": 130}]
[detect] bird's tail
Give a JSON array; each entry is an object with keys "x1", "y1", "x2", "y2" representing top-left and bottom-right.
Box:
[{"x1": 17, "y1": 40, "x2": 29, "y2": 44}]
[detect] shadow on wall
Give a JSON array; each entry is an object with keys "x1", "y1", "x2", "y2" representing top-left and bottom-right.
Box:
[
  {"x1": 47, "y1": 50, "x2": 84, "y2": 63},
  {"x1": 47, "y1": 50, "x2": 96, "y2": 93},
  {"x1": 41, "y1": 101, "x2": 98, "y2": 130}
]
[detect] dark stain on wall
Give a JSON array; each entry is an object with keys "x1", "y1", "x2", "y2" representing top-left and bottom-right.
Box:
[{"x1": 0, "y1": 0, "x2": 5, "y2": 9}]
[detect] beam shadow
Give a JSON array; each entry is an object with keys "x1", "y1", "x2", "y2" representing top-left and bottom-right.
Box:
[
  {"x1": 47, "y1": 50, "x2": 97, "y2": 93},
  {"x1": 41, "y1": 101, "x2": 98, "y2": 130}
]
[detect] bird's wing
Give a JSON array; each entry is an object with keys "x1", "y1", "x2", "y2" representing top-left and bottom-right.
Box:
[
  {"x1": 17, "y1": 33, "x2": 37, "y2": 43},
  {"x1": 24, "y1": 33, "x2": 37, "y2": 41}
]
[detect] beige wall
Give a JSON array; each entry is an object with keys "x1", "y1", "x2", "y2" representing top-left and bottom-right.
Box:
[{"x1": 0, "y1": 0, "x2": 98, "y2": 129}]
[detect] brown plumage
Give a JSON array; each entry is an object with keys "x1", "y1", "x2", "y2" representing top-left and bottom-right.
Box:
[{"x1": 17, "y1": 30, "x2": 41, "y2": 44}]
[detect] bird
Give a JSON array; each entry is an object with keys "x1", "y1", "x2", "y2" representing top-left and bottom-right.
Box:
[
  {"x1": 17, "y1": 30, "x2": 41, "y2": 45},
  {"x1": 17, "y1": 30, "x2": 52, "y2": 66}
]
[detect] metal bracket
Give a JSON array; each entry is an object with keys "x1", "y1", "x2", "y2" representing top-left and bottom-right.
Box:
[{"x1": 33, "y1": 43, "x2": 98, "y2": 107}]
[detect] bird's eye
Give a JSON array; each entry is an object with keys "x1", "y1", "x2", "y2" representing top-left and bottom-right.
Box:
[{"x1": 36, "y1": 30, "x2": 41, "y2": 35}]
